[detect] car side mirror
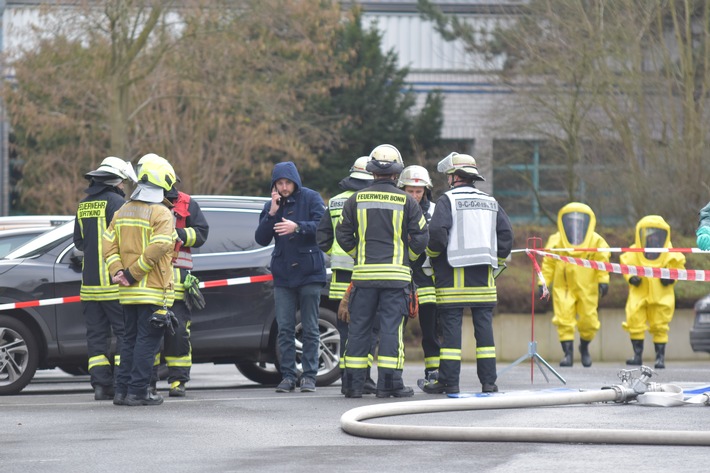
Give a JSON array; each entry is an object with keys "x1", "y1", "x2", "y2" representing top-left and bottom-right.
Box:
[{"x1": 70, "y1": 248, "x2": 84, "y2": 268}]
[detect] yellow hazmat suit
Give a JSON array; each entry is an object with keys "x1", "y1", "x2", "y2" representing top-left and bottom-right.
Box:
[
  {"x1": 620, "y1": 216, "x2": 685, "y2": 345},
  {"x1": 540, "y1": 203, "x2": 610, "y2": 367}
]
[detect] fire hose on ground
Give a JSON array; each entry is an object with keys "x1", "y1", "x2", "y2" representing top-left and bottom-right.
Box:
[{"x1": 340, "y1": 367, "x2": 710, "y2": 446}]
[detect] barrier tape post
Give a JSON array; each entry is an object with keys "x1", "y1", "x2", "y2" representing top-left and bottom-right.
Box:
[{"x1": 497, "y1": 237, "x2": 566, "y2": 385}]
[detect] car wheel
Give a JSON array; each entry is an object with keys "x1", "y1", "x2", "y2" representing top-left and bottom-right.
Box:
[
  {"x1": 236, "y1": 362, "x2": 282, "y2": 385},
  {"x1": 0, "y1": 315, "x2": 40, "y2": 395},
  {"x1": 294, "y1": 307, "x2": 340, "y2": 387},
  {"x1": 58, "y1": 365, "x2": 89, "y2": 376}
]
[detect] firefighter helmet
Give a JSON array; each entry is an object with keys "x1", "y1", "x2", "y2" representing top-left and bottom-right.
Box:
[
  {"x1": 349, "y1": 156, "x2": 374, "y2": 180},
  {"x1": 436, "y1": 152, "x2": 485, "y2": 181},
  {"x1": 397, "y1": 165, "x2": 432, "y2": 189},
  {"x1": 366, "y1": 144, "x2": 404, "y2": 175},
  {"x1": 137, "y1": 156, "x2": 176, "y2": 191},
  {"x1": 85, "y1": 156, "x2": 138, "y2": 183}
]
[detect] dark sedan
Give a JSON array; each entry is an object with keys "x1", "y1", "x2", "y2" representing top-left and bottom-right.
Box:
[{"x1": 0, "y1": 196, "x2": 340, "y2": 395}]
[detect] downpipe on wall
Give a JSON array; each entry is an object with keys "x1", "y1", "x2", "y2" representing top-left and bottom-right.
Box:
[{"x1": 340, "y1": 366, "x2": 710, "y2": 446}]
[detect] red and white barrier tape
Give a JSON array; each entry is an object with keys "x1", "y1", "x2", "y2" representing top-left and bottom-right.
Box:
[
  {"x1": 513, "y1": 247, "x2": 710, "y2": 254},
  {"x1": 529, "y1": 249, "x2": 710, "y2": 282},
  {"x1": 0, "y1": 273, "x2": 274, "y2": 312}
]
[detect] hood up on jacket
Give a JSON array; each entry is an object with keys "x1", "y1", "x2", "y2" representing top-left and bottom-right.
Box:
[{"x1": 271, "y1": 162, "x2": 302, "y2": 192}]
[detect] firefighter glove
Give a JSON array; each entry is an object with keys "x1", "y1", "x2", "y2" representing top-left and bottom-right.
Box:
[
  {"x1": 338, "y1": 284, "x2": 352, "y2": 323},
  {"x1": 149, "y1": 307, "x2": 177, "y2": 336},
  {"x1": 628, "y1": 276, "x2": 642, "y2": 287},
  {"x1": 184, "y1": 273, "x2": 206, "y2": 312}
]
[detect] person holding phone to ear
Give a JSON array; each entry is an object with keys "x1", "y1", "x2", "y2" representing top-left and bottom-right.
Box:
[{"x1": 255, "y1": 161, "x2": 327, "y2": 393}]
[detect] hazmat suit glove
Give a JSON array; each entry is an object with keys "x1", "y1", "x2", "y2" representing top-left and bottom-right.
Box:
[
  {"x1": 536, "y1": 285, "x2": 544, "y2": 299},
  {"x1": 598, "y1": 283, "x2": 609, "y2": 297},
  {"x1": 697, "y1": 226, "x2": 710, "y2": 250},
  {"x1": 628, "y1": 276, "x2": 642, "y2": 287},
  {"x1": 660, "y1": 278, "x2": 675, "y2": 286}
]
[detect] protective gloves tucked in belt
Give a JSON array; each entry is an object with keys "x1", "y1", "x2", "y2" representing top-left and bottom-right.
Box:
[
  {"x1": 149, "y1": 307, "x2": 178, "y2": 336},
  {"x1": 184, "y1": 273, "x2": 206, "y2": 312}
]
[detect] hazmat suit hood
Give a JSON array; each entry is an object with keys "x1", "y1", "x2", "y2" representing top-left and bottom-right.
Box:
[
  {"x1": 557, "y1": 202, "x2": 597, "y2": 249},
  {"x1": 635, "y1": 215, "x2": 671, "y2": 262},
  {"x1": 270, "y1": 161, "x2": 302, "y2": 193}
]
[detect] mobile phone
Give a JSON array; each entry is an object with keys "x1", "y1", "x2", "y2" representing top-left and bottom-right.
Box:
[{"x1": 272, "y1": 186, "x2": 283, "y2": 206}]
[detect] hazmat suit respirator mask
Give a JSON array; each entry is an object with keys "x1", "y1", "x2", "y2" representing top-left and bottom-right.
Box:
[
  {"x1": 642, "y1": 228, "x2": 667, "y2": 260},
  {"x1": 562, "y1": 212, "x2": 590, "y2": 246}
]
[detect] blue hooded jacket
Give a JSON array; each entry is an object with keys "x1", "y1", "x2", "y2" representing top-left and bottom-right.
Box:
[{"x1": 254, "y1": 162, "x2": 327, "y2": 288}]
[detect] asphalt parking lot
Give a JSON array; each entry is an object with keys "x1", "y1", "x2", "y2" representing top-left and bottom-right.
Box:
[{"x1": 1, "y1": 360, "x2": 709, "y2": 473}]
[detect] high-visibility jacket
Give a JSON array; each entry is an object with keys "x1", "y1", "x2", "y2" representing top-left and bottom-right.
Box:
[
  {"x1": 336, "y1": 179, "x2": 428, "y2": 288},
  {"x1": 103, "y1": 199, "x2": 176, "y2": 306},
  {"x1": 74, "y1": 183, "x2": 126, "y2": 302},
  {"x1": 411, "y1": 197, "x2": 436, "y2": 305},
  {"x1": 427, "y1": 184, "x2": 513, "y2": 307},
  {"x1": 317, "y1": 176, "x2": 373, "y2": 299}
]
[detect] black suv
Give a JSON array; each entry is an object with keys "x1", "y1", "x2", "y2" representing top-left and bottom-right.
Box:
[
  {"x1": 690, "y1": 294, "x2": 710, "y2": 353},
  {"x1": 0, "y1": 196, "x2": 340, "y2": 395}
]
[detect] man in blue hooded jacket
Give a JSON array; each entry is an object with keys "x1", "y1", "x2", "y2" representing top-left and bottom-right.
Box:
[{"x1": 255, "y1": 162, "x2": 327, "y2": 393}]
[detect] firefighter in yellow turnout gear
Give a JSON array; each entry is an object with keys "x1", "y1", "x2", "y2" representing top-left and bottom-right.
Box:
[
  {"x1": 620, "y1": 216, "x2": 685, "y2": 369},
  {"x1": 538, "y1": 202, "x2": 610, "y2": 367}
]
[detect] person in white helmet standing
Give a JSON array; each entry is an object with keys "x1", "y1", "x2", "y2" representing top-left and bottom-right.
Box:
[
  {"x1": 419, "y1": 152, "x2": 513, "y2": 395},
  {"x1": 397, "y1": 165, "x2": 440, "y2": 384},
  {"x1": 317, "y1": 156, "x2": 378, "y2": 395},
  {"x1": 74, "y1": 157, "x2": 137, "y2": 401},
  {"x1": 336, "y1": 144, "x2": 428, "y2": 398}
]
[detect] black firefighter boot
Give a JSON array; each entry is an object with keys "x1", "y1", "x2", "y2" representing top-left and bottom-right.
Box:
[
  {"x1": 654, "y1": 343, "x2": 666, "y2": 369},
  {"x1": 579, "y1": 339, "x2": 592, "y2": 367},
  {"x1": 559, "y1": 341, "x2": 574, "y2": 367},
  {"x1": 626, "y1": 340, "x2": 643, "y2": 365}
]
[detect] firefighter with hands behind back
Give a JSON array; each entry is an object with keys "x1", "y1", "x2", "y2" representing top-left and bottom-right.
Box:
[
  {"x1": 139, "y1": 154, "x2": 210, "y2": 398},
  {"x1": 103, "y1": 156, "x2": 177, "y2": 406},
  {"x1": 620, "y1": 215, "x2": 685, "y2": 369},
  {"x1": 75, "y1": 156, "x2": 137, "y2": 401},
  {"x1": 537, "y1": 202, "x2": 610, "y2": 368},
  {"x1": 316, "y1": 156, "x2": 379, "y2": 395},
  {"x1": 396, "y1": 165, "x2": 440, "y2": 384},
  {"x1": 419, "y1": 152, "x2": 513, "y2": 395},
  {"x1": 335, "y1": 144, "x2": 429, "y2": 399}
]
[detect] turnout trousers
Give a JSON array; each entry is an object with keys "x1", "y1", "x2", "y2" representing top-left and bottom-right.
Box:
[
  {"x1": 438, "y1": 305, "x2": 497, "y2": 387},
  {"x1": 418, "y1": 302, "x2": 440, "y2": 376},
  {"x1": 163, "y1": 300, "x2": 192, "y2": 385},
  {"x1": 83, "y1": 300, "x2": 124, "y2": 389},
  {"x1": 345, "y1": 286, "x2": 407, "y2": 392}
]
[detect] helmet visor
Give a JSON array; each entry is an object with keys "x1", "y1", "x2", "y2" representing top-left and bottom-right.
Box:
[
  {"x1": 561, "y1": 212, "x2": 590, "y2": 246},
  {"x1": 437, "y1": 153, "x2": 456, "y2": 174},
  {"x1": 641, "y1": 227, "x2": 667, "y2": 260}
]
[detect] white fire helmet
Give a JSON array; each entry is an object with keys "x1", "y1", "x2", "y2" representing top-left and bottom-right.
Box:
[
  {"x1": 397, "y1": 165, "x2": 432, "y2": 189},
  {"x1": 366, "y1": 144, "x2": 404, "y2": 175},
  {"x1": 349, "y1": 156, "x2": 374, "y2": 180},
  {"x1": 85, "y1": 156, "x2": 138, "y2": 183},
  {"x1": 436, "y1": 152, "x2": 485, "y2": 181}
]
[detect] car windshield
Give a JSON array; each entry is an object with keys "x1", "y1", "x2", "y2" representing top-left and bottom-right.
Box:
[{"x1": 4, "y1": 220, "x2": 75, "y2": 259}]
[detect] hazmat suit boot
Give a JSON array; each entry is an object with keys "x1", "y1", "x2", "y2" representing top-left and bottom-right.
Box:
[
  {"x1": 626, "y1": 340, "x2": 643, "y2": 365},
  {"x1": 559, "y1": 341, "x2": 574, "y2": 367},
  {"x1": 579, "y1": 339, "x2": 592, "y2": 367},
  {"x1": 654, "y1": 343, "x2": 666, "y2": 369}
]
